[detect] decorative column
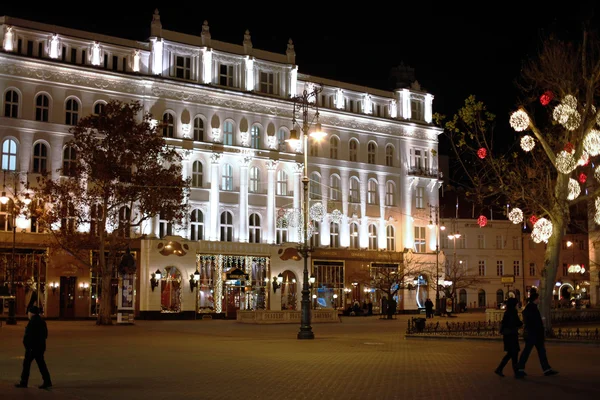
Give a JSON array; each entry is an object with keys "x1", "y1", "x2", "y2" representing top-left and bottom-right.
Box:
[
  {"x1": 239, "y1": 156, "x2": 251, "y2": 242},
  {"x1": 402, "y1": 89, "x2": 411, "y2": 120},
  {"x1": 340, "y1": 169, "x2": 350, "y2": 247},
  {"x1": 320, "y1": 167, "x2": 331, "y2": 247},
  {"x1": 292, "y1": 162, "x2": 303, "y2": 243},
  {"x1": 359, "y1": 171, "x2": 368, "y2": 248},
  {"x1": 209, "y1": 153, "x2": 221, "y2": 241},
  {"x1": 244, "y1": 56, "x2": 255, "y2": 91},
  {"x1": 378, "y1": 174, "x2": 387, "y2": 249},
  {"x1": 425, "y1": 94, "x2": 434, "y2": 123},
  {"x1": 267, "y1": 160, "x2": 278, "y2": 244}
]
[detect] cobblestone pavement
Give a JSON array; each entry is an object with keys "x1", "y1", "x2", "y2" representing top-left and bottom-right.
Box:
[{"x1": 1, "y1": 314, "x2": 599, "y2": 400}]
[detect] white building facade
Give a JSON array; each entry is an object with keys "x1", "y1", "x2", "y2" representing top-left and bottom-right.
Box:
[{"x1": 0, "y1": 11, "x2": 442, "y2": 319}]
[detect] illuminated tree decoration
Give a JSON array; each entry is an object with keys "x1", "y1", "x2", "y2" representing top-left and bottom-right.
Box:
[
  {"x1": 531, "y1": 218, "x2": 553, "y2": 243},
  {"x1": 583, "y1": 129, "x2": 600, "y2": 156},
  {"x1": 579, "y1": 173, "x2": 587, "y2": 184},
  {"x1": 330, "y1": 209, "x2": 342, "y2": 224},
  {"x1": 578, "y1": 151, "x2": 590, "y2": 166},
  {"x1": 287, "y1": 209, "x2": 301, "y2": 228},
  {"x1": 563, "y1": 111, "x2": 581, "y2": 131},
  {"x1": 564, "y1": 142, "x2": 574, "y2": 153},
  {"x1": 555, "y1": 150, "x2": 577, "y2": 174},
  {"x1": 595, "y1": 165, "x2": 600, "y2": 182},
  {"x1": 477, "y1": 147, "x2": 487, "y2": 159},
  {"x1": 477, "y1": 215, "x2": 488, "y2": 227},
  {"x1": 508, "y1": 208, "x2": 523, "y2": 224},
  {"x1": 595, "y1": 198, "x2": 600, "y2": 225},
  {"x1": 529, "y1": 215, "x2": 538, "y2": 225},
  {"x1": 552, "y1": 95, "x2": 581, "y2": 131},
  {"x1": 509, "y1": 109, "x2": 530, "y2": 131},
  {"x1": 540, "y1": 90, "x2": 554, "y2": 106},
  {"x1": 309, "y1": 202, "x2": 325, "y2": 222},
  {"x1": 567, "y1": 178, "x2": 581, "y2": 201},
  {"x1": 563, "y1": 94, "x2": 577, "y2": 109},
  {"x1": 520, "y1": 135, "x2": 535, "y2": 152}
]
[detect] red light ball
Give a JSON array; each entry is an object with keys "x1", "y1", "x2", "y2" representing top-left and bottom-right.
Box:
[
  {"x1": 477, "y1": 215, "x2": 488, "y2": 227},
  {"x1": 477, "y1": 148, "x2": 487, "y2": 159}
]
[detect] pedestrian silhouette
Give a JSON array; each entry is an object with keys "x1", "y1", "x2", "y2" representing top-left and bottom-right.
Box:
[
  {"x1": 15, "y1": 306, "x2": 52, "y2": 389},
  {"x1": 495, "y1": 297, "x2": 522, "y2": 377}
]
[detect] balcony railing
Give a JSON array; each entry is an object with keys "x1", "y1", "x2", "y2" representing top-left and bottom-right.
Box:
[{"x1": 407, "y1": 167, "x2": 442, "y2": 179}]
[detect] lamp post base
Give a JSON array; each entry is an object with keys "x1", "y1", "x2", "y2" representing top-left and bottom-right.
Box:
[{"x1": 297, "y1": 328, "x2": 314, "y2": 340}]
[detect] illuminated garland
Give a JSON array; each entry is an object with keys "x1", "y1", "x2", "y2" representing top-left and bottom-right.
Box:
[
  {"x1": 555, "y1": 150, "x2": 577, "y2": 174},
  {"x1": 509, "y1": 109, "x2": 530, "y2": 131},
  {"x1": 520, "y1": 135, "x2": 535, "y2": 152},
  {"x1": 584, "y1": 129, "x2": 600, "y2": 156},
  {"x1": 531, "y1": 218, "x2": 553, "y2": 243},
  {"x1": 508, "y1": 208, "x2": 523, "y2": 224},
  {"x1": 567, "y1": 178, "x2": 581, "y2": 201}
]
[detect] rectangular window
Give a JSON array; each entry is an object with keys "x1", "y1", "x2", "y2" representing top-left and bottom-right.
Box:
[
  {"x1": 71, "y1": 48, "x2": 77, "y2": 63},
  {"x1": 414, "y1": 226, "x2": 426, "y2": 253},
  {"x1": 415, "y1": 187, "x2": 424, "y2": 209},
  {"x1": 112, "y1": 55, "x2": 118, "y2": 71},
  {"x1": 81, "y1": 50, "x2": 86, "y2": 65},
  {"x1": 17, "y1": 39, "x2": 22, "y2": 54},
  {"x1": 349, "y1": 100, "x2": 354, "y2": 112},
  {"x1": 219, "y1": 64, "x2": 234, "y2": 87},
  {"x1": 478, "y1": 260, "x2": 485, "y2": 276},
  {"x1": 411, "y1": 99, "x2": 423, "y2": 120},
  {"x1": 37, "y1": 42, "x2": 43, "y2": 58},
  {"x1": 61, "y1": 46, "x2": 67, "y2": 61},
  {"x1": 276, "y1": 228, "x2": 288, "y2": 244},
  {"x1": 27, "y1": 40, "x2": 33, "y2": 56},
  {"x1": 514, "y1": 260, "x2": 520, "y2": 277},
  {"x1": 377, "y1": 104, "x2": 381, "y2": 117},
  {"x1": 529, "y1": 263, "x2": 535, "y2": 276},
  {"x1": 496, "y1": 260, "x2": 503, "y2": 276},
  {"x1": 477, "y1": 234, "x2": 485, "y2": 249},
  {"x1": 260, "y1": 71, "x2": 275, "y2": 94},
  {"x1": 122, "y1": 57, "x2": 127, "y2": 71},
  {"x1": 103, "y1": 54, "x2": 108, "y2": 68},
  {"x1": 176, "y1": 56, "x2": 191, "y2": 79},
  {"x1": 496, "y1": 235, "x2": 504, "y2": 249}
]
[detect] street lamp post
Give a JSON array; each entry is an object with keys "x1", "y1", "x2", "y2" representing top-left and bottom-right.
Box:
[
  {"x1": 447, "y1": 222, "x2": 460, "y2": 314},
  {"x1": 286, "y1": 85, "x2": 325, "y2": 340},
  {"x1": 428, "y1": 204, "x2": 445, "y2": 316}
]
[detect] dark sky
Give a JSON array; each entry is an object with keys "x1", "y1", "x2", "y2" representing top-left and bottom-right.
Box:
[{"x1": 1, "y1": 4, "x2": 597, "y2": 146}]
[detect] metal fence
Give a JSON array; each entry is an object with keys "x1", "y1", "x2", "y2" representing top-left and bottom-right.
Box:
[{"x1": 406, "y1": 318, "x2": 600, "y2": 341}]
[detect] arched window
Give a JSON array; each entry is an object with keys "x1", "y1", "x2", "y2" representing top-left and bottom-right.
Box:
[
  {"x1": 193, "y1": 116, "x2": 204, "y2": 141},
  {"x1": 276, "y1": 170, "x2": 287, "y2": 196},
  {"x1": 249, "y1": 213, "x2": 261, "y2": 243},
  {"x1": 190, "y1": 209, "x2": 204, "y2": 241},
  {"x1": 160, "y1": 266, "x2": 182, "y2": 313},
  {"x1": 62, "y1": 145, "x2": 77, "y2": 176},
  {"x1": 386, "y1": 225, "x2": 395, "y2": 251},
  {"x1": 349, "y1": 223, "x2": 359, "y2": 249},
  {"x1": 223, "y1": 121, "x2": 234, "y2": 145},
  {"x1": 32, "y1": 143, "x2": 48, "y2": 173},
  {"x1": 368, "y1": 224, "x2": 378, "y2": 250},
  {"x1": 367, "y1": 179, "x2": 378, "y2": 205},
  {"x1": 329, "y1": 174, "x2": 340, "y2": 201},
  {"x1": 329, "y1": 222, "x2": 340, "y2": 248},
  {"x1": 93, "y1": 102, "x2": 106, "y2": 115},
  {"x1": 310, "y1": 172, "x2": 321, "y2": 199},
  {"x1": 222, "y1": 163, "x2": 233, "y2": 191},
  {"x1": 385, "y1": 145, "x2": 394, "y2": 167},
  {"x1": 1, "y1": 139, "x2": 17, "y2": 171},
  {"x1": 159, "y1": 210, "x2": 173, "y2": 238},
  {"x1": 192, "y1": 161, "x2": 203, "y2": 188},
  {"x1": 277, "y1": 128, "x2": 287, "y2": 151},
  {"x1": 35, "y1": 94, "x2": 50, "y2": 122},
  {"x1": 349, "y1": 177, "x2": 360, "y2": 203},
  {"x1": 249, "y1": 166, "x2": 259, "y2": 193},
  {"x1": 65, "y1": 98, "x2": 79, "y2": 126},
  {"x1": 310, "y1": 221, "x2": 320, "y2": 248},
  {"x1": 162, "y1": 112, "x2": 174, "y2": 137},
  {"x1": 367, "y1": 142, "x2": 377, "y2": 164},
  {"x1": 349, "y1": 139, "x2": 358, "y2": 162},
  {"x1": 459, "y1": 289, "x2": 468, "y2": 306},
  {"x1": 4, "y1": 90, "x2": 19, "y2": 118},
  {"x1": 385, "y1": 181, "x2": 395, "y2": 206},
  {"x1": 220, "y1": 211, "x2": 233, "y2": 242},
  {"x1": 496, "y1": 289, "x2": 504, "y2": 307},
  {"x1": 90, "y1": 204, "x2": 103, "y2": 237},
  {"x1": 329, "y1": 136, "x2": 339, "y2": 159},
  {"x1": 478, "y1": 289, "x2": 486, "y2": 308},
  {"x1": 60, "y1": 200, "x2": 76, "y2": 233},
  {"x1": 118, "y1": 206, "x2": 131, "y2": 238},
  {"x1": 250, "y1": 125, "x2": 261, "y2": 149}
]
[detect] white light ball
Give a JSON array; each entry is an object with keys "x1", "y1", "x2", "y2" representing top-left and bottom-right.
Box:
[
  {"x1": 584, "y1": 129, "x2": 600, "y2": 156},
  {"x1": 578, "y1": 151, "x2": 589, "y2": 166},
  {"x1": 563, "y1": 111, "x2": 581, "y2": 131},
  {"x1": 508, "y1": 208, "x2": 523, "y2": 224},
  {"x1": 563, "y1": 94, "x2": 577, "y2": 110},
  {"x1": 555, "y1": 150, "x2": 577, "y2": 174},
  {"x1": 595, "y1": 165, "x2": 600, "y2": 182},
  {"x1": 595, "y1": 198, "x2": 600, "y2": 225},
  {"x1": 567, "y1": 178, "x2": 581, "y2": 201},
  {"x1": 520, "y1": 135, "x2": 535, "y2": 152},
  {"x1": 309, "y1": 203, "x2": 325, "y2": 222},
  {"x1": 531, "y1": 218, "x2": 553, "y2": 243},
  {"x1": 553, "y1": 104, "x2": 571, "y2": 124},
  {"x1": 510, "y1": 109, "x2": 530, "y2": 132},
  {"x1": 330, "y1": 209, "x2": 342, "y2": 224}
]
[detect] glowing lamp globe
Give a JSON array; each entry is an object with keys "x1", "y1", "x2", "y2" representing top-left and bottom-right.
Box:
[
  {"x1": 477, "y1": 148, "x2": 487, "y2": 159},
  {"x1": 477, "y1": 215, "x2": 488, "y2": 227}
]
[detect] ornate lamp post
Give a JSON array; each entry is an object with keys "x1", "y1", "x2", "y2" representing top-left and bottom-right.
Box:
[
  {"x1": 428, "y1": 204, "x2": 445, "y2": 316},
  {"x1": 286, "y1": 85, "x2": 325, "y2": 340}
]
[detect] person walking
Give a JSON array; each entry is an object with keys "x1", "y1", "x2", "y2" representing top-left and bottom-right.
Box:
[
  {"x1": 515, "y1": 290, "x2": 558, "y2": 378},
  {"x1": 15, "y1": 306, "x2": 52, "y2": 389},
  {"x1": 425, "y1": 298, "x2": 434, "y2": 318},
  {"x1": 495, "y1": 297, "x2": 522, "y2": 377}
]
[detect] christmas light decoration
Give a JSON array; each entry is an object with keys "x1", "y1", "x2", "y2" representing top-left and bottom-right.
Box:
[
  {"x1": 520, "y1": 135, "x2": 535, "y2": 152},
  {"x1": 330, "y1": 209, "x2": 342, "y2": 224},
  {"x1": 555, "y1": 150, "x2": 577, "y2": 174},
  {"x1": 563, "y1": 111, "x2": 581, "y2": 131},
  {"x1": 567, "y1": 178, "x2": 581, "y2": 201},
  {"x1": 509, "y1": 109, "x2": 530, "y2": 131},
  {"x1": 477, "y1": 215, "x2": 487, "y2": 227},
  {"x1": 540, "y1": 91, "x2": 554, "y2": 106},
  {"x1": 477, "y1": 148, "x2": 487, "y2": 159},
  {"x1": 309, "y1": 203, "x2": 325, "y2": 222},
  {"x1": 595, "y1": 165, "x2": 600, "y2": 182},
  {"x1": 563, "y1": 94, "x2": 577, "y2": 110},
  {"x1": 276, "y1": 216, "x2": 289, "y2": 229},
  {"x1": 579, "y1": 173, "x2": 587, "y2": 184},
  {"x1": 578, "y1": 151, "x2": 590, "y2": 166},
  {"x1": 564, "y1": 142, "x2": 574, "y2": 153},
  {"x1": 287, "y1": 209, "x2": 301, "y2": 228},
  {"x1": 553, "y1": 104, "x2": 571, "y2": 124},
  {"x1": 531, "y1": 218, "x2": 553, "y2": 243},
  {"x1": 529, "y1": 215, "x2": 538, "y2": 225},
  {"x1": 584, "y1": 129, "x2": 600, "y2": 156},
  {"x1": 595, "y1": 198, "x2": 600, "y2": 225},
  {"x1": 508, "y1": 208, "x2": 523, "y2": 224}
]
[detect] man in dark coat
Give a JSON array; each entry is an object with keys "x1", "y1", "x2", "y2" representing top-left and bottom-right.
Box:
[
  {"x1": 15, "y1": 306, "x2": 52, "y2": 389},
  {"x1": 515, "y1": 291, "x2": 558, "y2": 378},
  {"x1": 424, "y1": 298, "x2": 434, "y2": 318},
  {"x1": 495, "y1": 297, "x2": 522, "y2": 377}
]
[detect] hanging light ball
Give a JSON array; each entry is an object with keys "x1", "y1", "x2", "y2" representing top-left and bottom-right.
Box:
[
  {"x1": 563, "y1": 94, "x2": 578, "y2": 110},
  {"x1": 309, "y1": 203, "x2": 325, "y2": 222},
  {"x1": 595, "y1": 198, "x2": 600, "y2": 225},
  {"x1": 276, "y1": 216, "x2": 289, "y2": 229},
  {"x1": 510, "y1": 109, "x2": 530, "y2": 132},
  {"x1": 508, "y1": 208, "x2": 523, "y2": 224},
  {"x1": 564, "y1": 142, "x2": 574, "y2": 153},
  {"x1": 563, "y1": 111, "x2": 582, "y2": 131},
  {"x1": 553, "y1": 104, "x2": 571, "y2": 124},
  {"x1": 529, "y1": 215, "x2": 538, "y2": 225},
  {"x1": 477, "y1": 215, "x2": 488, "y2": 227},
  {"x1": 520, "y1": 135, "x2": 535, "y2": 152},
  {"x1": 567, "y1": 178, "x2": 581, "y2": 201},
  {"x1": 540, "y1": 90, "x2": 554, "y2": 106},
  {"x1": 477, "y1": 147, "x2": 487, "y2": 159},
  {"x1": 555, "y1": 150, "x2": 577, "y2": 174},
  {"x1": 330, "y1": 209, "x2": 342, "y2": 224},
  {"x1": 595, "y1": 165, "x2": 600, "y2": 182},
  {"x1": 578, "y1": 151, "x2": 590, "y2": 166},
  {"x1": 531, "y1": 218, "x2": 553, "y2": 243},
  {"x1": 287, "y1": 209, "x2": 301, "y2": 228},
  {"x1": 584, "y1": 129, "x2": 600, "y2": 156},
  {"x1": 579, "y1": 173, "x2": 587, "y2": 184}
]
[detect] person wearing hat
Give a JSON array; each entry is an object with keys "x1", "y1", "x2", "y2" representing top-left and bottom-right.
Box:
[
  {"x1": 14, "y1": 306, "x2": 52, "y2": 389},
  {"x1": 515, "y1": 289, "x2": 558, "y2": 378},
  {"x1": 495, "y1": 297, "x2": 522, "y2": 377}
]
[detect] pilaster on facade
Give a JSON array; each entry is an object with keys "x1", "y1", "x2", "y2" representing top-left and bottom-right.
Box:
[
  {"x1": 209, "y1": 153, "x2": 221, "y2": 241},
  {"x1": 266, "y1": 159, "x2": 278, "y2": 244}
]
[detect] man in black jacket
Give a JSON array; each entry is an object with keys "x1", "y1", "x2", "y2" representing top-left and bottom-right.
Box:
[
  {"x1": 515, "y1": 291, "x2": 558, "y2": 378},
  {"x1": 14, "y1": 306, "x2": 52, "y2": 389}
]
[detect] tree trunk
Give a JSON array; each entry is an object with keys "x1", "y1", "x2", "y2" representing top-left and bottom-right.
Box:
[
  {"x1": 97, "y1": 267, "x2": 113, "y2": 325},
  {"x1": 539, "y1": 214, "x2": 564, "y2": 336}
]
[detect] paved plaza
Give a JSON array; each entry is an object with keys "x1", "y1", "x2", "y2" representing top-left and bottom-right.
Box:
[{"x1": 1, "y1": 314, "x2": 599, "y2": 400}]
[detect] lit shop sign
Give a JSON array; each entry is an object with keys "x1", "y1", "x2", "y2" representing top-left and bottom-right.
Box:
[{"x1": 568, "y1": 264, "x2": 585, "y2": 274}]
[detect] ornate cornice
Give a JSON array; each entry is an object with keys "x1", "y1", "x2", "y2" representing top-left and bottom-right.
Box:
[
  {"x1": 212, "y1": 52, "x2": 243, "y2": 66},
  {"x1": 164, "y1": 43, "x2": 201, "y2": 57}
]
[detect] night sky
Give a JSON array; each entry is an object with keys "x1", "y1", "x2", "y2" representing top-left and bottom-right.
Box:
[{"x1": 0, "y1": 4, "x2": 597, "y2": 147}]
